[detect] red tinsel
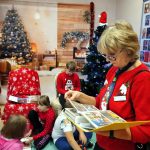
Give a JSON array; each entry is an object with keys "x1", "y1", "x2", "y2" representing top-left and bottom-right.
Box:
[{"x1": 90, "y1": 2, "x2": 95, "y2": 45}]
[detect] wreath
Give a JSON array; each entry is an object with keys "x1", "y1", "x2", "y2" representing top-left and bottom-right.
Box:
[
  {"x1": 83, "y1": 11, "x2": 91, "y2": 24},
  {"x1": 61, "y1": 31, "x2": 89, "y2": 48}
]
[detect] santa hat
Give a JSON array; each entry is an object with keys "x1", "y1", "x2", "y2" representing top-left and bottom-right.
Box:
[{"x1": 99, "y1": 11, "x2": 107, "y2": 26}]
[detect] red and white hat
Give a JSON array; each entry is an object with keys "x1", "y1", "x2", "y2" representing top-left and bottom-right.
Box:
[{"x1": 99, "y1": 11, "x2": 107, "y2": 26}]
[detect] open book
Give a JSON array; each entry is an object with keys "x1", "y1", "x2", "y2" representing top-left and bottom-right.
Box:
[{"x1": 64, "y1": 101, "x2": 150, "y2": 132}]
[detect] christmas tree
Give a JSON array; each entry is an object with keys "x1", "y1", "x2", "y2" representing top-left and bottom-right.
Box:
[
  {"x1": 0, "y1": 8, "x2": 32, "y2": 65},
  {"x1": 81, "y1": 11, "x2": 110, "y2": 96}
]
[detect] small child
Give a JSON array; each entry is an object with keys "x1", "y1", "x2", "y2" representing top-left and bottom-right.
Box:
[
  {"x1": 26, "y1": 95, "x2": 55, "y2": 150},
  {"x1": 0, "y1": 115, "x2": 27, "y2": 150},
  {"x1": 52, "y1": 111, "x2": 93, "y2": 150}
]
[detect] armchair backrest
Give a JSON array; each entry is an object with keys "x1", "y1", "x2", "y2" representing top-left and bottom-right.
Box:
[{"x1": 7, "y1": 67, "x2": 41, "y2": 101}]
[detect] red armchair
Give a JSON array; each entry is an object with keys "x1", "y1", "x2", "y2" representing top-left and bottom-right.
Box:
[{"x1": 2, "y1": 67, "x2": 41, "y2": 122}]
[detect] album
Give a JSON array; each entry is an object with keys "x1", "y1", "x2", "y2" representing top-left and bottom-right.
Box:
[{"x1": 64, "y1": 101, "x2": 150, "y2": 132}]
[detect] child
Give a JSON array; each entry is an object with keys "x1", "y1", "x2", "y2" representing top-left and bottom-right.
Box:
[
  {"x1": 56, "y1": 61, "x2": 81, "y2": 109},
  {"x1": 26, "y1": 95, "x2": 55, "y2": 150},
  {"x1": 52, "y1": 111, "x2": 93, "y2": 150},
  {"x1": 0, "y1": 115, "x2": 27, "y2": 150}
]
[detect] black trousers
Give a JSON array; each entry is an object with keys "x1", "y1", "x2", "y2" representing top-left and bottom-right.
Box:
[
  {"x1": 58, "y1": 94, "x2": 66, "y2": 109},
  {"x1": 28, "y1": 110, "x2": 52, "y2": 150}
]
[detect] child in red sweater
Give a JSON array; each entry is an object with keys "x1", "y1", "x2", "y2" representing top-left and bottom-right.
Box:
[
  {"x1": 26, "y1": 95, "x2": 55, "y2": 150},
  {"x1": 56, "y1": 61, "x2": 81, "y2": 109}
]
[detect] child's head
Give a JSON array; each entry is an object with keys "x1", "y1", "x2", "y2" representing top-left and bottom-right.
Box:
[
  {"x1": 66, "y1": 61, "x2": 76, "y2": 75},
  {"x1": 38, "y1": 95, "x2": 51, "y2": 112},
  {"x1": 1, "y1": 115, "x2": 27, "y2": 139}
]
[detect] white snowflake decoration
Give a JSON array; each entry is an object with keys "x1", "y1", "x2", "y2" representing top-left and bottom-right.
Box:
[
  {"x1": 23, "y1": 84, "x2": 28, "y2": 88},
  {"x1": 30, "y1": 87, "x2": 34, "y2": 92},
  {"x1": 13, "y1": 77, "x2": 17, "y2": 81},
  {"x1": 12, "y1": 87, "x2": 16, "y2": 91},
  {"x1": 18, "y1": 106, "x2": 24, "y2": 112},
  {"x1": 9, "y1": 104, "x2": 15, "y2": 109},
  {"x1": 32, "y1": 76, "x2": 35, "y2": 81},
  {"x1": 22, "y1": 69, "x2": 27, "y2": 74}
]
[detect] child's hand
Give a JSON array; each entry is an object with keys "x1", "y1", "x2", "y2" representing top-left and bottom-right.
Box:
[
  {"x1": 24, "y1": 137, "x2": 33, "y2": 144},
  {"x1": 79, "y1": 132, "x2": 87, "y2": 145},
  {"x1": 24, "y1": 129, "x2": 32, "y2": 137}
]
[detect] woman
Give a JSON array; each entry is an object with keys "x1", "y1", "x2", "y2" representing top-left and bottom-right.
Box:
[{"x1": 65, "y1": 21, "x2": 150, "y2": 150}]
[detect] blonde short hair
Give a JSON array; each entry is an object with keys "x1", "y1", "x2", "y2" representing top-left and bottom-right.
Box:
[{"x1": 98, "y1": 20, "x2": 140, "y2": 60}]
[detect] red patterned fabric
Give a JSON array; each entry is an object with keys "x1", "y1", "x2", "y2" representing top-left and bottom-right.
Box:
[
  {"x1": 3, "y1": 103, "x2": 37, "y2": 121},
  {"x1": 7, "y1": 67, "x2": 41, "y2": 100},
  {"x1": 2, "y1": 68, "x2": 41, "y2": 122}
]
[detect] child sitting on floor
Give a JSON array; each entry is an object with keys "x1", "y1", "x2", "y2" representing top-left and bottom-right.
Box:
[
  {"x1": 52, "y1": 111, "x2": 93, "y2": 150},
  {"x1": 0, "y1": 115, "x2": 27, "y2": 150},
  {"x1": 26, "y1": 95, "x2": 55, "y2": 150}
]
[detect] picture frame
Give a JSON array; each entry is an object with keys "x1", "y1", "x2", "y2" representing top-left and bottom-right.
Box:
[{"x1": 73, "y1": 47, "x2": 87, "y2": 59}]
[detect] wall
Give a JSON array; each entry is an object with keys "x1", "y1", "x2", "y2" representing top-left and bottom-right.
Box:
[
  {"x1": 0, "y1": 0, "x2": 144, "y2": 63},
  {"x1": 116, "y1": 0, "x2": 143, "y2": 37},
  {"x1": 0, "y1": 3, "x2": 57, "y2": 53},
  {"x1": 0, "y1": 0, "x2": 116, "y2": 53}
]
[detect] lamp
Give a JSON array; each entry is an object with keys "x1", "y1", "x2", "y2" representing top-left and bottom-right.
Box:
[
  {"x1": 31, "y1": 43, "x2": 37, "y2": 53},
  {"x1": 34, "y1": 9, "x2": 40, "y2": 20}
]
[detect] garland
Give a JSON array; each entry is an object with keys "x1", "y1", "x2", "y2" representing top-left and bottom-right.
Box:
[
  {"x1": 61, "y1": 31, "x2": 89, "y2": 48},
  {"x1": 90, "y1": 2, "x2": 95, "y2": 45}
]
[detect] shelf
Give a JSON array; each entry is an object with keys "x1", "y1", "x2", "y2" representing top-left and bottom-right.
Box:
[{"x1": 42, "y1": 51, "x2": 57, "y2": 68}]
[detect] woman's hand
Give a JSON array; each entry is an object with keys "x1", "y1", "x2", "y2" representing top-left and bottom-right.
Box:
[{"x1": 65, "y1": 90, "x2": 81, "y2": 101}]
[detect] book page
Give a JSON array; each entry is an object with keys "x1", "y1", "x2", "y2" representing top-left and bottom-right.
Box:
[
  {"x1": 100, "y1": 110, "x2": 125, "y2": 123},
  {"x1": 75, "y1": 116, "x2": 94, "y2": 129},
  {"x1": 69, "y1": 100, "x2": 99, "y2": 112},
  {"x1": 65, "y1": 108, "x2": 80, "y2": 119},
  {"x1": 64, "y1": 108, "x2": 94, "y2": 129},
  {"x1": 82, "y1": 111, "x2": 111, "y2": 128}
]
